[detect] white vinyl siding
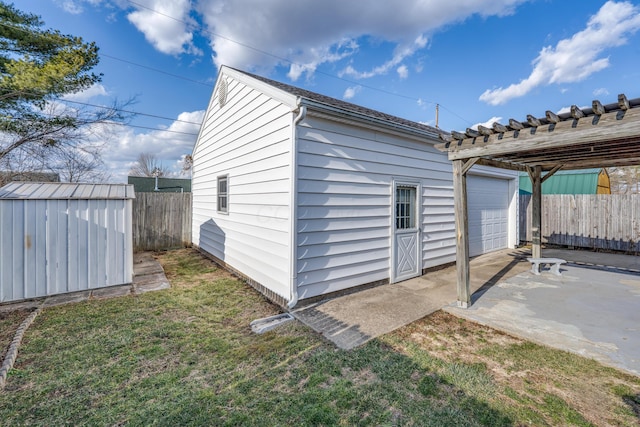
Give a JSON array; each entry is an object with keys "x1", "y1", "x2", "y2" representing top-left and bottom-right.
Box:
[
  {"x1": 295, "y1": 116, "x2": 455, "y2": 299},
  {"x1": 192, "y1": 76, "x2": 293, "y2": 299}
]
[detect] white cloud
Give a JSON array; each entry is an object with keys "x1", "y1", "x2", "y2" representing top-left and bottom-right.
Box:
[
  {"x1": 197, "y1": 0, "x2": 529, "y2": 79},
  {"x1": 60, "y1": 0, "x2": 532, "y2": 79},
  {"x1": 63, "y1": 83, "x2": 109, "y2": 102},
  {"x1": 343, "y1": 86, "x2": 361, "y2": 100},
  {"x1": 593, "y1": 87, "x2": 610, "y2": 97},
  {"x1": 102, "y1": 110, "x2": 204, "y2": 182},
  {"x1": 471, "y1": 116, "x2": 503, "y2": 130},
  {"x1": 397, "y1": 65, "x2": 409, "y2": 79},
  {"x1": 54, "y1": 0, "x2": 103, "y2": 14},
  {"x1": 480, "y1": 1, "x2": 640, "y2": 105},
  {"x1": 126, "y1": 0, "x2": 201, "y2": 56},
  {"x1": 286, "y1": 39, "x2": 358, "y2": 81},
  {"x1": 340, "y1": 35, "x2": 428, "y2": 79}
]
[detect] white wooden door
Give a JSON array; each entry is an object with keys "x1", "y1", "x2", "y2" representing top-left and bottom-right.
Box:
[{"x1": 393, "y1": 183, "x2": 420, "y2": 282}]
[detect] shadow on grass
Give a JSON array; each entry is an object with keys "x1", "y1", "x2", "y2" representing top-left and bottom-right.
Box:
[
  {"x1": 623, "y1": 393, "x2": 640, "y2": 420},
  {"x1": 135, "y1": 339, "x2": 515, "y2": 427}
]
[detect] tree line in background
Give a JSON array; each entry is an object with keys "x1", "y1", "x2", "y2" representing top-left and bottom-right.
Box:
[
  {"x1": 0, "y1": 2, "x2": 136, "y2": 186},
  {"x1": 0, "y1": 2, "x2": 194, "y2": 186},
  {"x1": 128, "y1": 152, "x2": 192, "y2": 178}
]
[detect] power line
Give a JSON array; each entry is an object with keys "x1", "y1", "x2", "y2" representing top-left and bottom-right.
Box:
[
  {"x1": 59, "y1": 98, "x2": 203, "y2": 125},
  {"x1": 3, "y1": 107, "x2": 200, "y2": 136},
  {"x1": 100, "y1": 53, "x2": 213, "y2": 88},
  {"x1": 0, "y1": 88, "x2": 203, "y2": 128},
  {"x1": 109, "y1": 121, "x2": 198, "y2": 136},
  {"x1": 123, "y1": 0, "x2": 471, "y2": 120},
  {"x1": 0, "y1": 8, "x2": 473, "y2": 127}
]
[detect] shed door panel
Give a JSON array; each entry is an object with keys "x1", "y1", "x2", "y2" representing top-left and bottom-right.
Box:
[
  {"x1": 393, "y1": 184, "x2": 420, "y2": 282},
  {"x1": 468, "y1": 176, "x2": 509, "y2": 257}
]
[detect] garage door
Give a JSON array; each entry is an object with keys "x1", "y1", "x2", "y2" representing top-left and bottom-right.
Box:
[{"x1": 468, "y1": 175, "x2": 509, "y2": 256}]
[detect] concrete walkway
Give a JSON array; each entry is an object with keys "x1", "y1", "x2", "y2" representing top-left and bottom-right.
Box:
[
  {"x1": 292, "y1": 248, "x2": 532, "y2": 349},
  {"x1": 293, "y1": 248, "x2": 640, "y2": 376}
]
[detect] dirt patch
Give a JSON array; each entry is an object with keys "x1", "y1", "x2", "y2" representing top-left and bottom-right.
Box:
[{"x1": 390, "y1": 310, "x2": 640, "y2": 426}]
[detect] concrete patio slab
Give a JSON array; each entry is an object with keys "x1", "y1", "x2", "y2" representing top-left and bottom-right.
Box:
[
  {"x1": 445, "y1": 263, "x2": 640, "y2": 376},
  {"x1": 292, "y1": 248, "x2": 531, "y2": 349}
]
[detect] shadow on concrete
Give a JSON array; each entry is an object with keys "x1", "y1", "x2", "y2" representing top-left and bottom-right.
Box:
[
  {"x1": 470, "y1": 251, "x2": 530, "y2": 305},
  {"x1": 292, "y1": 303, "x2": 372, "y2": 350}
]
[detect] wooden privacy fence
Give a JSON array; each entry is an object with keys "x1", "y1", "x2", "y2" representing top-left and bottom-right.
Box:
[
  {"x1": 132, "y1": 192, "x2": 192, "y2": 251},
  {"x1": 519, "y1": 194, "x2": 640, "y2": 252}
]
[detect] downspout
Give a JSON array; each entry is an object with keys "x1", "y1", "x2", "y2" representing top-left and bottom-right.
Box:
[{"x1": 288, "y1": 99, "x2": 306, "y2": 309}]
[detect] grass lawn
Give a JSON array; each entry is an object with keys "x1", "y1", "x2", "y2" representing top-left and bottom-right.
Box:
[{"x1": 1, "y1": 248, "x2": 639, "y2": 426}]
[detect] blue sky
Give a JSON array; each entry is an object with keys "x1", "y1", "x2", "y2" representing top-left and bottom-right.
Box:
[{"x1": 19, "y1": 0, "x2": 640, "y2": 182}]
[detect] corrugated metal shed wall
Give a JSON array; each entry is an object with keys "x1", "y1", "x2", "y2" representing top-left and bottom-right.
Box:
[{"x1": 0, "y1": 183, "x2": 134, "y2": 303}]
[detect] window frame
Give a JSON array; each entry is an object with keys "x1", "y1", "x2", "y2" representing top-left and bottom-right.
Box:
[
  {"x1": 395, "y1": 185, "x2": 417, "y2": 230},
  {"x1": 217, "y1": 174, "x2": 229, "y2": 214}
]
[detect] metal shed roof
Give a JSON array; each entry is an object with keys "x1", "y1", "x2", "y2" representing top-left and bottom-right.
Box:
[
  {"x1": 0, "y1": 182, "x2": 135, "y2": 200},
  {"x1": 519, "y1": 168, "x2": 603, "y2": 194}
]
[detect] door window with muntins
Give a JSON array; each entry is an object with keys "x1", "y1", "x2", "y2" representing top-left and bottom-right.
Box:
[{"x1": 396, "y1": 186, "x2": 416, "y2": 229}]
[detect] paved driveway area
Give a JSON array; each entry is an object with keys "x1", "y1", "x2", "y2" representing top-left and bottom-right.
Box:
[{"x1": 446, "y1": 262, "x2": 640, "y2": 376}]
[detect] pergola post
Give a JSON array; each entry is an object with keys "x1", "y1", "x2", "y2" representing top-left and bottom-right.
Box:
[
  {"x1": 453, "y1": 159, "x2": 470, "y2": 308},
  {"x1": 531, "y1": 165, "x2": 542, "y2": 258}
]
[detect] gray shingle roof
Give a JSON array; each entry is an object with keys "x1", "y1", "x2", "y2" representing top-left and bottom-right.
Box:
[{"x1": 232, "y1": 68, "x2": 441, "y2": 137}]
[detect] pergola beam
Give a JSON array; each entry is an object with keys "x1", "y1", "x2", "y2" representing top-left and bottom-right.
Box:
[
  {"x1": 438, "y1": 106, "x2": 640, "y2": 160},
  {"x1": 475, "y1": 158, "x2": 528, "y2": 171},
  {"x1": 461, "y1": 157, "x2": 479, "y2": 175},
  {"x1": 541, "y1": 164, "x2": 563, "y2": 183},
  {"x1": 439, "y1": 94, "x2": 639, "y2": 310}
]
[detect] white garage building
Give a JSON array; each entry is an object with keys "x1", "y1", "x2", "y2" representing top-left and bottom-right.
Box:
[{"x1": 192, "y1": 66, "x2": 518, "y2": 308}]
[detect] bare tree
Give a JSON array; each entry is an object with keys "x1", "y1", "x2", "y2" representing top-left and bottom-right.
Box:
[
  {"x1": 0, "y1": 100, "x2": 128, "y2": 184},
  {"x1": 0, "y1": 3, "x2": 132, "y2": 169},
  {"x1": 129, "y1": 152, "x2": 171, "y2": 177},
  {"x1": 179, "y1": 154, "x2": 193, "y2": 177},
  {"x1": 48, "y1": 144, "x2": 111, "y2": 183}
]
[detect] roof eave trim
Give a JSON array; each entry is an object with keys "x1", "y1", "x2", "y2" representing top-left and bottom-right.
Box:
[
  {"x1": 299, "y1": 98, "x2": 440, "y2": 141},
  {"x1": 221, "y1": 66, "x2": 299, "y2": 108}
]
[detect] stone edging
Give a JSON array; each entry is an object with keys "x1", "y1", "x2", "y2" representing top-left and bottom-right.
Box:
[{"x1": 0, "y1": 307, "x2": 41, "y2": 390}]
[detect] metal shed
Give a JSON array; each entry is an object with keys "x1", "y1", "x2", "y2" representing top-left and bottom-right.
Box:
[{"x1": 0, "y1": 182, "x2": 135, "y2": 303}]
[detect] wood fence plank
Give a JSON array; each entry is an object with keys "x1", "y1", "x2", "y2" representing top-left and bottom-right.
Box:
[
  {"x1": 519, "y1": 194, "x2": 639, "y2": 253},
  {"x1": 132, "y1": 193, "x2": 192, "y2": 251}
]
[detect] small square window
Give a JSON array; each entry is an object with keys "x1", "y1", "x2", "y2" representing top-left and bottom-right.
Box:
[{"x1": 217, "y1": 175, "x2": 228, "y2": 213}]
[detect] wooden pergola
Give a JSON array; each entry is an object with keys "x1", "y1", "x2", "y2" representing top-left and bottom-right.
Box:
[{"x1": 436, "y1": 94, "x2": 640, "y2": 308}]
